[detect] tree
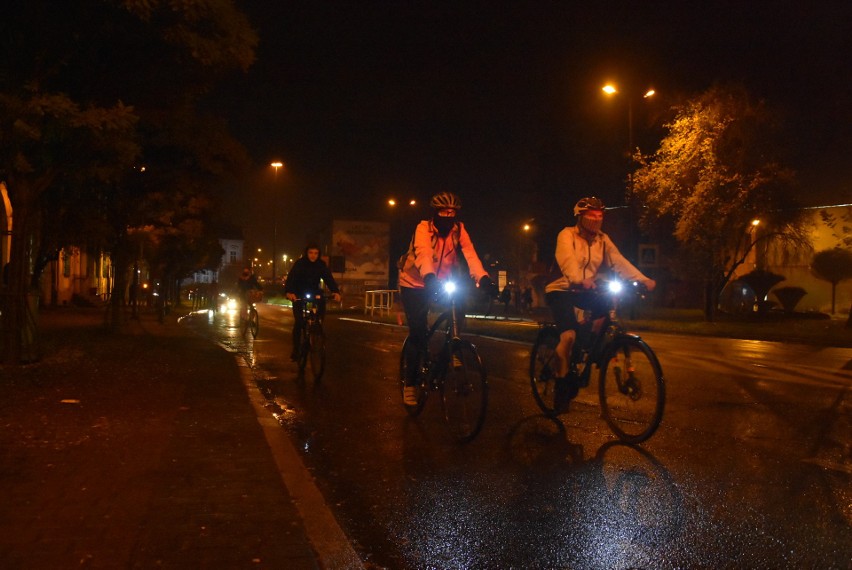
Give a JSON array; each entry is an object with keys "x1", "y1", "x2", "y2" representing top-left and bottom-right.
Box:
[
  {"x1": 632, "y1": 84, "x2": 810, "y2": 320},
  {"x1": 811, "y1": 248, "x2": 852, "y2": 315},
  {"x1": 1, "y1": 1, "x2": 258, "y2": 359}
]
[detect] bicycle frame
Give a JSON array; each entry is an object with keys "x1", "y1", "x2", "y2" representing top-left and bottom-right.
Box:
[
  {"x1": 530, "y1": 277, "x2": 665, "y2": 442},
  {"x1": 567, "y1": 280, "x2": 643, "y2": 374},
  {"x1": 401, "y1": 279, "x2": 489, "y2": 442}
]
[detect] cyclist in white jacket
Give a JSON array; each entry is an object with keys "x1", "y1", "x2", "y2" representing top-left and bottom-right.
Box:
[{"x1": 545, "y1": 197, "x2": 656, "y2": 395}]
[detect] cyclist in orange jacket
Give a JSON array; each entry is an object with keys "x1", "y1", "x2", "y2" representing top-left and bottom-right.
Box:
[{"x1": 397, "y1": 191, "x2": 499, "y2": 405}]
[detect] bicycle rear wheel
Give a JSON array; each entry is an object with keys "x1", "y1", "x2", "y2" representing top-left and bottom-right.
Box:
[
  {"x1": 599, "y1": 337, "x2": 665, "y2": 443},
  {"x1": 530, "y1": 326, "x2": 567, "y2": 416},
  {"x1": 309, "y1": 323, "x2": 325, "y2": 380},
  {"x1": 249, "y1": 308, "x2": 259, "y2": 338},
  {"x1": 441, "y1": 339, "x2": 488, "y2": 443},
  {"x1": 399, "y1": 336, "x2": 429, "y2": 416}
]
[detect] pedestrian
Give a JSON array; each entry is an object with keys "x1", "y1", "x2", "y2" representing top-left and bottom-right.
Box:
[
  {"x1": 521, "y1": 285, "x2": 533, "y2": 313},
  {"x1": 500, "y1": 283, "x2": 512, "y2": 314}
]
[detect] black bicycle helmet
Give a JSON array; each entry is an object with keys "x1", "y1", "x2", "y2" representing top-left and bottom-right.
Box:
[
  {"x1": 430, "y1": 191, "x2": 462, "y2": 210},
  {"x1": 573, "y1": 196, "x2": 605, "y2": 217}
]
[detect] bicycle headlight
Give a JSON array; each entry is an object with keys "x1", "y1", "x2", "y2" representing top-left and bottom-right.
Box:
[
  {"x1": 443, "y1": 281, "x2": 457, "y2": 294},
  {"x1": 607, "y1": 280, "x2": 624, "y2": 294}
]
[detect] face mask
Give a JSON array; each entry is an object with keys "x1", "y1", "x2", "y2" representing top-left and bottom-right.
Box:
[
  {"x1": 433, "y1": 214, "x2": 456, "y2": 236},
  {"x1": 579, "y1": 216, "x2": 602, "y2": 235}
]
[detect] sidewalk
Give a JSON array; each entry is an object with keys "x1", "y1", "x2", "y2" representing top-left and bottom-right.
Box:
[{"x1": 0, "y1": 306, "x2": 321, "y2": 569}]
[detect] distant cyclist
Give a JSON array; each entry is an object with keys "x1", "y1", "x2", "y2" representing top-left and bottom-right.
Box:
[
  {"x1": 545, "y1": 196, "x2": 656, "y2": 396},
  {"x1": 397, "y1": 191, "x2": 499, "y2": 405},
  {"x1": 236, "y1": 266, "x2": 262, "y2": 319},
  {"x1": 284, "y1": 244, "x2": 341, "y2": 361}
]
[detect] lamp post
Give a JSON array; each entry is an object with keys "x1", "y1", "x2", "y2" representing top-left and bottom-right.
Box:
[
  {"x1": 602, "y1": 83, "x2": 657, "y2": 269},
  {"x1": 387, "y1": 197, "x2": 417, "y2": 288},
  {"x1": 270, "y1": 162, "x2": 284, "y2": 283},
  {"x1": 602, "y1": 83, "x2": 656, "y2": 158},
  {"x1": 518, "y1": 219, "x2": 537, "y2": 284}
]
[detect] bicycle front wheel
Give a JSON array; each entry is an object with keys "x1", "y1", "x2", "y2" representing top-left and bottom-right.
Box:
[
  {"x1": 399, "y1": 336, "x2": 429, "y2": 416},
  {"x1": 249, "y1": 308, "x2": 259, "y2": 338},
  {"x1": 297, "y1": 328, "x2": 310, "y2": 373},
  {"x1": 309, "y1": 323, "x2": 326, "y2": 380},
  {"x1": 240, "y1": 309, "x2": 250, "y2": 336},
  {"x1": 530, "y1": 326, "x2": 566, "y2": 417},
  {"x1": 599, "y1": 336, "x2": 665, "y2": 444},
  {"x1": 441, "y1": 339, "x2": 488, "y2": 443}
]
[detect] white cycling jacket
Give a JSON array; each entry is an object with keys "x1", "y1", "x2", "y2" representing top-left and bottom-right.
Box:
[{"x1": 545, "y1": 226, "x2": 649, "y2": 292}]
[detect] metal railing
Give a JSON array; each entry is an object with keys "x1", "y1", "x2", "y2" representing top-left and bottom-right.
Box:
[{"x1": 364, "y1": 289, "x2": 397, "y2": 316}]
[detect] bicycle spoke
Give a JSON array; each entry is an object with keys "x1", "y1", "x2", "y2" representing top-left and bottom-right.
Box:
[
  {"x1": 530, "y1": 327, "x2": 565, "y2": 416},
  {"x1": 249, "y1": 309, "x2": 259, "y2": 338},
  {"x1": 309, "y1": 324, "x2": 325, "y2": 380},
  {"x1": 441, "y1": 341, "x2": 487, "y2": 443},
  {"x1": 599, "y1": 338, "x2": 665, "y2": 443}
]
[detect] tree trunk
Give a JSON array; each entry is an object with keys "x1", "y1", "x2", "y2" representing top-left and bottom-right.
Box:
[
  {"x1": 703, "y1": 279, "x2": 717, "y2": 322},
  {"x1": 830, "y1": 281, "x2": 837, "y2": 315},
  {"x1": 106, "y1": 241, "x2": 131, "y2": 332},
  {"x1": 2, "y1": 200, "x2": 39, "y2": 363}
]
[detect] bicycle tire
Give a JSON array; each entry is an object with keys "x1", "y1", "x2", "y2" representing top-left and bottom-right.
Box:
[
  {"x1": 399, "y1": 336, "x2": 429, "y2": 416},
  {"x1": 598, "y1": 336, "x2": 665, "y2": 443},
  {"x1": 530, "y1": 326, "x2": 567, "y2": 416},
  {"x1": 440, "y1": 339, "x2": 488, "y2": 443},
  {"x1": 249, "y1": 308, "x2": 259, "y2": 338},
  {"x1": 297, "y1": 327, "x2": 310, "y2": 373},
  {"x1": 309, "y1": 323, "x2": 325, "y2": 380},
  {"x1": 240, "y1": 308, "x2": 250, "y2": 336}
]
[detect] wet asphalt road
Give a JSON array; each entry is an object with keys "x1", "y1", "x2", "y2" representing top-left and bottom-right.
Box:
[{"x1": 183, "y1": 304, "x2": 851, "y2": 569}]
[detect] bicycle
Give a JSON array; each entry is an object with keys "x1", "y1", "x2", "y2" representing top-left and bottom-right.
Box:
[
  {"x1": 294, "y1": 293, "x2": 326, "y2": 381},
  {"x1": 529, "y1": 278, "x2": 665, "y2": 444},
  {"x1": 241, "y1": 289, "x2": 262, "y2": 338},
  {"x1": 399, "y1": 280, "x2": 488, "y2": 443}
]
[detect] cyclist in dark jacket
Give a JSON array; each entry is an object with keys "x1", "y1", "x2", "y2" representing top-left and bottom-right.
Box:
[
  {"x1": 236, "y1": 267, "x2": 262, "y2": 318},
  {"x1": 284, "y1": 244, "x2": 341, "y2": 361}
]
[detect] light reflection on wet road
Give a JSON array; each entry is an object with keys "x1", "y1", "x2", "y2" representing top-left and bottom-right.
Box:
[{"x1": 183, "y1": 305, "x2": 852, "y2": 569}]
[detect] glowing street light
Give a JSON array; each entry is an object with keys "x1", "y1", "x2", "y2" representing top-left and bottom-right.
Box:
[
  {"x1": 270, "y1": 162, "x2": 284, "y2": 283},
  {"x1": 602, "y1": 83, "x2": 656, "y2": 155}
]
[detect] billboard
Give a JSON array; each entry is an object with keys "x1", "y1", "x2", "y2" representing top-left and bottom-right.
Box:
[{"x1": 331, "y1": 220, "x2": 390, "y2": 283}]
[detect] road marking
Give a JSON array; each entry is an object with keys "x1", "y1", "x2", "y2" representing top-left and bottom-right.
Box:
[{"x1": 236, "y1": 359, "x2": 365, "y2": 570}]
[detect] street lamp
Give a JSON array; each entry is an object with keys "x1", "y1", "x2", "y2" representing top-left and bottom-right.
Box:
[
  {"x1": 602, "y1": 83, "x2": 656, "y2": 156},
  {"x1": 387, "y1": 197, "x2": 418, "y2": 288},
  {"x1": 270, "y1": 161, "x2": 284, "y2": 283}
]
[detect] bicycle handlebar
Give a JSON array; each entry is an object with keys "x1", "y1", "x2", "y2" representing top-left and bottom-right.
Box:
[{"x1": 567, "y1": 278, "x2": 649, "y2": 298}]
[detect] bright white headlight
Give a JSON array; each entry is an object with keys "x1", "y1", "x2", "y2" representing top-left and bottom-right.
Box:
[
  {"x1": 607, "y1": 280, "x2": 623, "y2": 294},
  {"x1": 444, "y1": 281, "x2": 457, "y2": 294}
]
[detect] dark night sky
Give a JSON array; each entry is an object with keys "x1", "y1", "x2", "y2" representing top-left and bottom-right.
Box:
[{"x1": 209, "y1": 1, "x2": 851, "y2": 262}]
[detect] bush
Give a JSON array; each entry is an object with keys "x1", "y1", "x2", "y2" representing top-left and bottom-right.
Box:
[
  {"x1": 738, "y1": 269, "x2": 785, "y2": 315},
  {"x1": 772, "y1": 286, "x2": 807, "y2": 314}
]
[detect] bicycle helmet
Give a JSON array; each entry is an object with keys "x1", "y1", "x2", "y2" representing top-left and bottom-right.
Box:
[
  {"x1": 430, "y1": 192, "x2": 462, "y2": 210},
  {"x1": 573, "y1": 196, "x2": 605, "y2": 217}
]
